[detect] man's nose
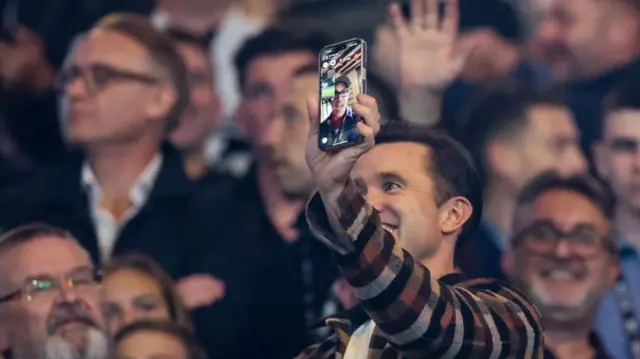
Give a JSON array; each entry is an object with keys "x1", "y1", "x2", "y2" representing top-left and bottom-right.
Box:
[
  {"x1": 259, "y1": 117, "x2": 284, "y2": 150},
  {"x1": 552, "y1": 239, "x2": 573, "y2": 258},
  {"x1": 365, "y1": 188, "x2": 385, "y2": 212},
  {"x1": 57, "y1": 279, "x2": 79, "y2": 303},
  {"x1": 65, "y1": 75, "x2": 88, "y2": 100}
]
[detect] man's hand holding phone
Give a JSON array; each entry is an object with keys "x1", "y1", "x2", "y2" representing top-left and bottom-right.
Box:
[{"x1": 306, "y1": 93, "x2": 380, "y2": 203}]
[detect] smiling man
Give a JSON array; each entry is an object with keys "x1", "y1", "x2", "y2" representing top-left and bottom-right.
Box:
[
  {"x1": 0, "y1": 223, "x2": 110, "y2": 359},
  {"x1": 504, "y1": 172, "x2": 618, "y2": 359}
]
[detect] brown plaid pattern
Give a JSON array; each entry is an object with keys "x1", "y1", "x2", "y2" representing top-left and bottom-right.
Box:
[{"x1": 297, "y1": 179, "x2": 545, "y2": 359}]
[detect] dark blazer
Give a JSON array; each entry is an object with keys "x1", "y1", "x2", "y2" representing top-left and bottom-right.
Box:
[
  {"x1": 0, "y1": 143, "x2": 209, "y2": 279},
  {"x1": 319, "y1": 107, "x2": 360, "y2": 148}
]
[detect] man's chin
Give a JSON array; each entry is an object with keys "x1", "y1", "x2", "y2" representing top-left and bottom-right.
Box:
[{"x1": 46, "y1": 326, "x2": 109, "y2": 359}]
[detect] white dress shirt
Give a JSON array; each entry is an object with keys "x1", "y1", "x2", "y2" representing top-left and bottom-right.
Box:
[
  {"x1": 81, "y1": 154, "x2": 163, "y2": 262},
  {"x1": 344, "y1": 319, "x2": 376, "y2": 359}
]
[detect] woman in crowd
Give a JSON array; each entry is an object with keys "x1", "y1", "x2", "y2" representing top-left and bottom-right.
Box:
[
  {"x1": 115, "y1": 320, "x2": 207, "y2": 359},
  {"x1": 101, "y1": 253, "x2": 192, "y2": 334}
]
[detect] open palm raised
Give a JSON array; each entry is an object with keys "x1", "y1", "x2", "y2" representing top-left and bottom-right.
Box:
[{"x1": 389, "y1": 0, "x2": 468, "y2": 92}]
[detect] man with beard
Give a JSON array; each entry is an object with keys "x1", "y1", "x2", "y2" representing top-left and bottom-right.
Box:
[
  {"x1": 0, "y1": 223, "x2": 110, "y2": 359},
  {"x1": 504, "y1": 172, "x2": 618, "y2": 359}
]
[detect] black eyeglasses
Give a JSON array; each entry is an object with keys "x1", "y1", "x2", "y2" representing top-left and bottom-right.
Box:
[
  {"x1": 511, "y1": 220, "x2": 617, "y2": 257},
  {"x1": 0, "y1": 267, "x2": 102, "y2": 304},
  {"x1": 55, "y1": 63, "x2": 160, "y2": 94}
]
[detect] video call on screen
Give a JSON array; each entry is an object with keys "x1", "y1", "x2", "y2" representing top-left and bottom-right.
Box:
[{"x1": 319, "y1": 41, "x2": 364, "y2": 147}]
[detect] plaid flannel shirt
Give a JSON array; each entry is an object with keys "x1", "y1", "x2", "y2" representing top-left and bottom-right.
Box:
[{"x1": 295, "y1": 179, "x2": 544, "y2": 359}]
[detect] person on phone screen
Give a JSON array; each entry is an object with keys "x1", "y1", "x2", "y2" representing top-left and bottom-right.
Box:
[{"x1": 320, "y1": 75, "x2": 360, "y2": 147}]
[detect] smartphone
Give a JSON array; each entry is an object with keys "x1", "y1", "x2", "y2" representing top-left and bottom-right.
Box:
[{"x1": 317, "y1": 38, "x2": 367, "y2": 152}]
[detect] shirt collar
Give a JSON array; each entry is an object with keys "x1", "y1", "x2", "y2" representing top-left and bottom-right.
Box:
[{"x1": 81, "y1": 153, "x2": 163, "y2": 207}]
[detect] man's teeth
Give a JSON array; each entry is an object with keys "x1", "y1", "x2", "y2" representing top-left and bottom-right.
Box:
[
  {"x1": 382, "y1": 225, "x2": 396, "y2": 233},
  {"x1": 546, "y1": 270, "x2": 575, "y2": 280}
]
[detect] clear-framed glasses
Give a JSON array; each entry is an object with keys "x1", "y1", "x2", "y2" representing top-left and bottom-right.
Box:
[
  {"x1": 511, "y1": 220, "x2": 617, "y2": 257},
  {"x1": 55, "y1": 63, "x2": 160, "y2": 94},
  {"x1": 0, "y1": 266, "x2": 102, "y2": 304}
]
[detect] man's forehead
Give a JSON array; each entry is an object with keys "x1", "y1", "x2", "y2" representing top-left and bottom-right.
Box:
[
  {"x1": 74, "y1": 29, "x2": 151, "y2": 68},
  {"x1": 0, "y1": 237, "x2": 92, "y2": 283},
  {"x1": 354, "y1": 142, "x2": 430, "y2": 176},
  {"x1": 524, "y1": 189, "x2": 607, "y2": 229},
  {"x1": 604, "y1": 110, "x2": 640, "y2": 138},
  {"x1": 246, "y1": 51, "x2": 315, "y2": 84}
]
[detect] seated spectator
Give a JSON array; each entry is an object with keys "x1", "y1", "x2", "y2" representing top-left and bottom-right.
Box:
[
  {"x1": 115, "y1": 320, "x2": 206, "y2": 359},
  {"x1": 0, "y1": 223, "x2": 110, "y2": 359},
  {"x1": 0, "y1": 13, "x2": 224, "y2": 286},
  {"x1": 593, "y1": 74, "x2": 640, "y2": 359},
  {"x1": 455, "y1": 84, "x2": 587, "y2": 279},
  {"x1": 101, "y1": 253, "x2": 194, "y2": 335},
  {"x1": 504, "y1": 172, "x2": 618, "y2": 359}
]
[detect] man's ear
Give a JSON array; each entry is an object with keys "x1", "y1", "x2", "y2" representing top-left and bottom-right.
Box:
[
  {"x1": 146, "y1": 83, "x2": 178, "y2": 125},
  {"x1": 438, "y1": 196, "x2": 473, "y2": 236}
]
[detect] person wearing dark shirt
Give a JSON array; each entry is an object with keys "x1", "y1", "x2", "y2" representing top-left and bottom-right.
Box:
[
  {"x1": 186, "y1": 27, "x2": 342, "y2": 359},
  {"x1": 454, "y1": 85, "x2": 587, "y2": 280},
  {"x1": 504, "y1": 172, "x2": 617, "y2": 359},
  {"x1": 319, "y1": 75, "x2": 360, "y2": 147}
]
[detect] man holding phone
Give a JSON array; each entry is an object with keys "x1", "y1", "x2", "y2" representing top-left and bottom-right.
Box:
[
  {"x1": 299, "y1": 91, "x2": 544, "y2": 359},
  {"x1": 319, "y1": 75, "x2": 360, "y2": 147},
  {"x1": 296, "y1": 0, "x2": 544, "y2": 356}
]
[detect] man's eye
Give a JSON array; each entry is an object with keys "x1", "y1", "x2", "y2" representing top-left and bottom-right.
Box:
[{"x1": 382, "y1": 182, "x2": 401, "y2": 192}]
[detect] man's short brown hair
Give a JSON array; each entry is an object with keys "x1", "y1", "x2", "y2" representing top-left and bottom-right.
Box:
[
  {"x1": 0, "y1": 223, "x2": 76, "y2": 259},
  {"x1": 94, "y1": 13, "x2": 190, "y2": 134}
]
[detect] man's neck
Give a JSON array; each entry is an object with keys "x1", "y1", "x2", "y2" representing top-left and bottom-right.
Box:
[
  {"x1": 331, "y1": 109, "x2": 346, "y2": 121},
  {"x1": 155, "y1": 1, "x2": 231, "y2": 34},
  {"x1": 420, "y1": 243, "x2": 457, "y2": 280},
  {"x1": 545, "y1": 329, "x2": 595, "y2": 359},
  {"x1": 183, "y1": 147, "x2": 207, "y2": 180},
  {"x1": 483, "y1": 180, "x2": 517, "y2": 240},
  {"x1": 615, "y1": 205, "x2": 640, "y2": 248},
  {"x1": 257, "y1": 164, "x2": 305, "y2": 243},
  {"x1": 86, "y1": 143, "x2": 158, "y2": 202}
]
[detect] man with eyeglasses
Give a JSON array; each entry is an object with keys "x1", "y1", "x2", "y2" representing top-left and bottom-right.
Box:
[
  {"x1": 0, "y1": 13, "x2": 230, "y2": 321},
  {"x1": 0, "y1": 223, "x2": 110, "y2": 359},
  {"x1": 503, "y1": 171, "x2": 618, "y2": 359},
  {"x1": 319, "y1": 75, "x2": 360, "y2": 148}
]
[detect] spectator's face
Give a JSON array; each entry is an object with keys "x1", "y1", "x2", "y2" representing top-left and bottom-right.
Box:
[
  {"x1": 169, "y1": 42, "x2": 220, "y2": 152},
  {"x1": 331, "y1": 83, "x2": 349, "y2": 111},
  {"x1": 263, "y1": 74, "x2": 317, "y2": 198},
  {"x1": 237, "y1": 51, "x2": 315, "y2": 146},
  {"x1": 0, "y1": 237, "x2": 108, "y2": 359},
  {"x1": 101, "y1": 269, "x2": 171, "y2": 335},
  {"x1": 495, "y1": 104, "x2": 586, "y2": 191},
  {"x1": 597, "y1": 110, "x2": 640, "y2": 212},
  {"x1": 63, "y1": 29, "x2": 175, "y2": 146},
  {"x1": 352, "y1": 142, "x2": 470, "y2": 263},
  {"x1": 507, "y1": 189, "x2": 618, "y2": 324},
  {"x1": 116, "y1": 330, "x2": 187, "y2": 359},
  {"x1": 529, "y1": 0, "x2": 613, "y2": 80}
]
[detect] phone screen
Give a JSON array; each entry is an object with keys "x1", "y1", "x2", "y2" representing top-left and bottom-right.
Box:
[{"x1": 318, "y1": 39, "x2": 367, "y2": 151}]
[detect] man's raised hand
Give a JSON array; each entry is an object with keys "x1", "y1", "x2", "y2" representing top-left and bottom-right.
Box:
[
  {"x1": 305, "y1": 94, "x2": 381, "y2": 201},
  {"x1": 389, "y1": 0, "x2": 469, "y2": 92}
]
